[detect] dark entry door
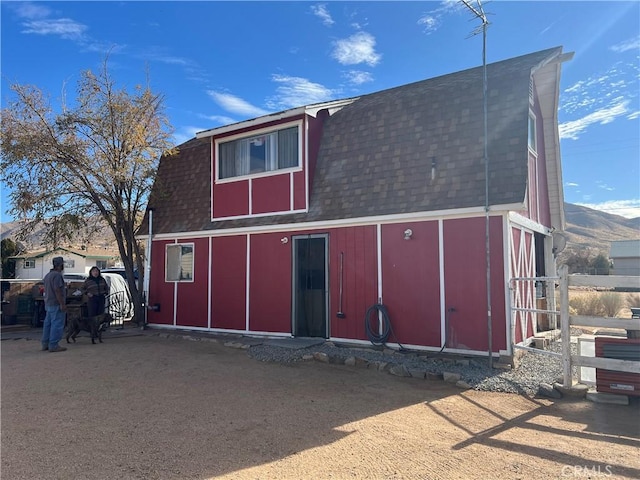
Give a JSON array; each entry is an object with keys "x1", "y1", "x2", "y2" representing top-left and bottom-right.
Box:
[{"x1": 292, "y1": 235, "x2": 328, "y2": 338}]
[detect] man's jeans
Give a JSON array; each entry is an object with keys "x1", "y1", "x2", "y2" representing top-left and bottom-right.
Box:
[{"x1": 41, "y1": 305, "x2": 66, "y2": 349}]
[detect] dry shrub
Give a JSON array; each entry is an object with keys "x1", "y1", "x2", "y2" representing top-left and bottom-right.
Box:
[
  {"x1": 569, "y1": 291, "x2": 603, "y2": 317},
  {"x1": 599, "y1": 292, "x2": 625, "y2": 317},
  {"x1": 569, "y1": 291, "x2": 629, "y2": 317},
  {"x1": 626, "y1": 293, "x2": 640, "y2": 308}
]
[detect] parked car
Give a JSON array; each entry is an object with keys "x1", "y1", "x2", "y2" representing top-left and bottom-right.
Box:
[{"x1": 100, "y1": 268, "x2": 139, "y2": 281}]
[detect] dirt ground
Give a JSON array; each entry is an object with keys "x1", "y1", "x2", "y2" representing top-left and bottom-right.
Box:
[{"x1": 2, "y1": 331, "x2": 639, "y2": 480}]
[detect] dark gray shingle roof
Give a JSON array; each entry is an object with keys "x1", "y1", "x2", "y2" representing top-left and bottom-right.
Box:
[{"x1": 143, "y1": 47, "x2": 562, "y2": 235}]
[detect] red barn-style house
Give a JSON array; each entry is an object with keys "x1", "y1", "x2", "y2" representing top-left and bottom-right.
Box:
[{"x1": 139, "y1": 47, "x2": 572, "y2": 358}]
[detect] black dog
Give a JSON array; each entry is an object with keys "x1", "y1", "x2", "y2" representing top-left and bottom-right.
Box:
[{"x1": 65, "y1": 313, "x2": 112, "y2": 344}]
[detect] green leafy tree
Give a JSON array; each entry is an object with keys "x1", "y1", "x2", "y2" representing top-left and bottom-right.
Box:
[
  {"x1": 562, "y1": 249, "x2": 591, "y2": 274},
  {"x1": 589, "y1": 253, "x2": 610, "y2": 275},
  {"x1": 1, "y1": 238, "x2": 18, "y2": 279},
  {"x1": 0, "y1": 58, "x2": 176, "y2": 324}
]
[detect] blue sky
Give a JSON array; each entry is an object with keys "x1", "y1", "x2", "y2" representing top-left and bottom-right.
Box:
[{"x1": 1, "y1": 0, "x2": 639, "y2": 222}]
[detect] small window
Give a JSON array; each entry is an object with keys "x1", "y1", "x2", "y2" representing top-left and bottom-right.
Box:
[
  {"x1": 24, "y1": 259, "x2": 36, "y2": 269},
  {"x1": 528, "y1": 112, "x2": 537, "y2": 153},
  {"x1": 166, "y1": 244, "x2": 194, "y2": 282},
  {"x1": 218, "y1": 125, "x2": 299, "y2": 180},
  {"x1": 64, "y1": 259, "x2": 75, "y2": 269},
  {"x1": 96, "y1": 260, "x2": 107, "y2": 270}
]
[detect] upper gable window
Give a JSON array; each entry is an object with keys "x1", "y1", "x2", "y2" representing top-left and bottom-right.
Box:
[
  {"x1": 217, "y1": 124, "x2": 299, "y2": 180},
  {"x1": 528, "y1": 112, "x2": 537, "y2": 153},
  {"x1": 24, "y1": 258, "x2": 35, "y2": 269}
]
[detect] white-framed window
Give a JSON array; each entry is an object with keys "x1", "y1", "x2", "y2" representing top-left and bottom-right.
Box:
[
  {"x1": 24, "y1": 258, "x2": 36, "y2": 269},
  {"x1": 528, "y1": 111, "x2": 537, "y2": 153},
  {"x1": 166, "y1": 243, "x2": 194, "y2": 282},
  {"x1": 64, "y1": 259, "x2": 75, "y2": 269},
  {"x1": 96, "y1": 260, "x2": 107, "y2": 269},
  {"x1": 216, "y1": 122, "x2": 300, "y2": 180}
]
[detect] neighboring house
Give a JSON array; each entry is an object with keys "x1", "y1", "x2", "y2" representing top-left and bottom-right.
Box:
[
  {"x1": 10, "y1": 247, "x2": 115, "y2": 280},
  {"x1": 610, "y1": 240, "x2": 640, "y2": 276},
  {"x1": 139, "y1": 47, "x2": 572, "y2": 358}
]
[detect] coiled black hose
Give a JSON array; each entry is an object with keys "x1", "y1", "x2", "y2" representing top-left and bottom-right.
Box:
[
  {"x1": 365, "y1": 303, "x2": 391, "y2": 346},
  {"x1": 364, "y1": 303, "x2": 408, "y2": 352}
]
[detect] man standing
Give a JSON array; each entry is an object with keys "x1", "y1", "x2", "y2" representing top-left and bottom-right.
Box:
[{"x1": 41, "y1": 256, "x2": 67, "y2": 352}]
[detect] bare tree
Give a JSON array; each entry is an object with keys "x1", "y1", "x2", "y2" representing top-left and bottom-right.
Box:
[{"x1": 0, "y1": 58, "x2": 176, "y2": 325}]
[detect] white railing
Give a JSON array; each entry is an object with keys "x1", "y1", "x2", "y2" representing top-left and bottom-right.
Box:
[{"x1": 559, "y1": 265, "x2": 640, "y2": 387}]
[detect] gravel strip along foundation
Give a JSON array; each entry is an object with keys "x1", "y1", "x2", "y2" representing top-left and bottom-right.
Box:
[{"x1": 246, "y1": 336, "x2": 573, "y2": 397}]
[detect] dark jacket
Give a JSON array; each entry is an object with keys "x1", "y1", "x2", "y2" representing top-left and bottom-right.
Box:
[{"x1": 82, "y1": 275, "x2": 109, "y2": 298}]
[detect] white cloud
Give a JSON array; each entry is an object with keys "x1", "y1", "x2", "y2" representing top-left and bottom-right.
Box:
[
  {"x1": 150, "y1": 55, "x2": 191, "y2": 66},
  {"x1": 331, "y1": 32, "x2": 381, "y2": 67},
  {"x1": 206, "y1": 91, "x2": 269, "y2": 118},
  {"x1": 596, "y1": 181, "x2": 615, "y2": 192},
  {"x1": 565, "y1": 182, "x2": 579, "y2": 187},
  {"x1": 575, "y1": 199, "x2": 640, "y2": 219},
  {"x1": 564, "y1": 80, "x2": 584, "y2": 94},
  {"x1": 22, "y1": 18, "x2": 88, "y2": 40},
  {"x1": 12, "y1": 2, "x2": 52, "y2": 19},
  {"x1": 628, "y1": 111, "x2": 640, "y2": 120},
  {"x1": 311, "y1": 4, "x2": 334, "y2": 27},
  {"x1": 561, "y1": 62, "x2": 639, "y2": 124},
  {"x1": 266, "y1": 75, "x2": 340, "y2": 110},
  {"x1": 172, "y1": 126, "x2": 207, "y2": 146},
  {"x1": 198, "y1": 114, "x2": 237, "y2": 126},
  {"x1": 559, "y1": 99, "x2": 629, "y2": 140},
  {"x1": 343, "y1": 70, "x2": 373, "y2": 85},
  {"x1": 417, "y1": 15, "x2": 439, "y2": 34},
  {"x1": 610, "y1": 35, "x2": 640, "y2": 53},
  {"x1": 417, "y1": 0, "x2": 464, "y2": 35}
]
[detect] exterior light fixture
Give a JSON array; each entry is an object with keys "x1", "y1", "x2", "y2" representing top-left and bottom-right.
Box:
[
  {"x1": 281, "y1": 237, "x2": 289, "y2": 244},
  {"x1": 403, "y1": 229, "x2": 413, "y2": 240}
]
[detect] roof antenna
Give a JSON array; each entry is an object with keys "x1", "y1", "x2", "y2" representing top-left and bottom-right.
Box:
[{"x1": 461, "y1": 0, "x2": 493, "y2": 369}]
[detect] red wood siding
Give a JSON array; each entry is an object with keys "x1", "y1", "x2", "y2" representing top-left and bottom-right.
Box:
[
  {"x1": 252, "y1": 174, "x2": 291, "y2": 215},
  {"x1": 381, "y1": 222, "x2": 441, "y2": 347},
  {"x1": 328, "y1": 226, "x2": 377, "y2": 341},
  {"x1": 443, "y1": 217, "x2": 506, "y2": 352},
  {"x1": 211, "y1": 236, "x2": 247, "y2": 330},
  {"x1": 511, "y1": 226, "x2": 524, "y2": 344},
  {"x1": 510, "y1": 226, "x2": 536, "y2": 344},
  {"x1": 293, "y1": 170, "x2": 306, "y2": 210},
  {"x1": 307, "y1": 111, "x2": 328, "y2": 196},
  {"x1": 528, "y1": 151, "x2": 539, "y2": 222},
  {"x1": 524, "y1": 231, "x2": 535, "y2": 340},
  {"x1": 211, "y1": 114, "x2": 312, "y2": 219},
  {"x1": 175, "y1": 238, "x2": 209, "y2": 328},
  {"x1": 525, "y1": 96, "x2": 552, "y2": 227},
  {"x1": 249, "y1": 233, "x2": 292, "y2": 333},
  {"x1": 148, "y1": 239, "x2": 175, "y2": 325},
  {"x1": 213, "y1": 181, "x2": 249, "y2": 218}
]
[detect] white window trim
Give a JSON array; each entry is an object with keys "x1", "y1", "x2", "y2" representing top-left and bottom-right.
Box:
[
  {"x1": 214, "y1": 119, "x2": 303, "y2": 183},
  {"x1": 24, "y1": 259, "x2": 36, "y2": 269}
]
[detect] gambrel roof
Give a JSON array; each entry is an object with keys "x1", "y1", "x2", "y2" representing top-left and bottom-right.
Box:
[{"x1": 143, "y1": 47, "x2": 569, "y2": 236}]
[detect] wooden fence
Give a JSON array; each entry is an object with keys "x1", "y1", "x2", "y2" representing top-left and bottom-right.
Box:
[{"x1": 559, "y1": 265, "x2": 640, "y2": 388}]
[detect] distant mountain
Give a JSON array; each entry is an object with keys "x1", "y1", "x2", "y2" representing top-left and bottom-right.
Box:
[
  {"x1": 1, "y1": 203, "x2": 638, "y2": 259},
  {"x1": 562, "y1": 203, "x2": 640, "y2": 257},
  {"x1": 0, "y1": 219, "x2": 117, "y2": 252}
]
